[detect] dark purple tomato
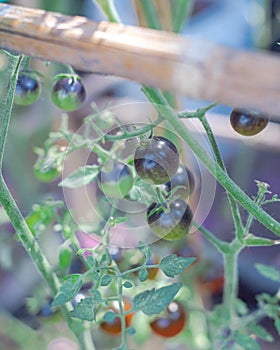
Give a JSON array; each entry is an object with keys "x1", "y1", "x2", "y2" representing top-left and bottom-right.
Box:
[
  {"x1": 230, "y1": 108, "x2": 269, "y2": 136},
  {"x1": 147, "y1": 199, "x2": 193, "y2": 241},
  {"x1": 150, "y1": 301, "x2": 187, "y2": 337},
  {"x1": 162, "y1": 164, "x2": 195, "y2": 199},
  {"x1": 51, "y1": 74, "x2": 86, "y2": 111},
  {"x1": 14, "y1": 72, "x2": 40, "y2": 106},
  {"x1": 134, "y1": 136, "x2": 179, "y2": 185}
]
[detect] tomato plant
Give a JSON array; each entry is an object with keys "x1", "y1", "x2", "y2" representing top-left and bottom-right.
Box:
[{"x1": 0, "y1": 2, "x2": 280, "y2": 350}]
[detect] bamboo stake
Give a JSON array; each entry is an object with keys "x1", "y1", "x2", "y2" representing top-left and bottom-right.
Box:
[{"x1": 1, "y1": 4, "x2": 280, "y2": 118}]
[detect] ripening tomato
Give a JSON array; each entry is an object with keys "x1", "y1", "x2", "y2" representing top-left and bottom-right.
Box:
[
  {"x1": 230, "y1": 108, "x2": 269, "y2": 136},
  {"x1": 150, "y1": 301, "x2": 187, "y2": 337},
  {"x1": 100, "y1": 297, "x2": 134, "y2": 335}
]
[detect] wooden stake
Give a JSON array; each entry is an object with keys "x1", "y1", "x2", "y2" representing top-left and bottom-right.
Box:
[{"x1": 1, "y1": 4, "x2": 280, "y2": 118}]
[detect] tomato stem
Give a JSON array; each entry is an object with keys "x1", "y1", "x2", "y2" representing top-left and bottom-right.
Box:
[{"x1": 93, "y1": 0, "x2": 122, "y2": 23}]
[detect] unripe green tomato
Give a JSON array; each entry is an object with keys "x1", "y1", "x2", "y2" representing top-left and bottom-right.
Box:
[
  {"x1": 33, "y1": 163, "x2": 61, "y2": 183},
  {"x1": 58, "y1": 246, "x2": 72, "y2": 269},
  {"x1": 97, "y1": 162, "x2": 133, "y2": 198},
  {"x1": 51, "y1": 73, "x2": 86, "y2": 111}
]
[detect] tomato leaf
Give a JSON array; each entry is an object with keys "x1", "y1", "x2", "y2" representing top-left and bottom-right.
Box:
[
  {"x1": 52, "y1": 274, "x2": 83, "y2": 307},
  {"x1": 255, "y1": 263, "x2": 280, "y2": 282},
  {"x1": 138, "y1": 241, "x2": 152, "y2": 260},
  {"x1": 127, "y1": 327, "x2": 136, "y2": 335},
  {"x1": 275, "y1": 318, "x2": 280, "y2": 336},
  {"x1": 133, "y1": 282, "x2": 182, "y2": 315},
  {"x1": 244, "y1": 235, "x2": 279, "y2": 246},
  {"x1": 159, "y1": 254, "x2": 196, "y2": 277},
  {"x1": 70, "y1": 297, "x2": 96, "y2": 321},
  {"x1": 59, "y1": 165, "x2": 99, "y2": 188},
  {"x1": 138, "y1": 268, "x2": 149, "y2": 282},
  {"x1": 103, "y1": 310, "x2": 117, "y2": 322},
  {"x1": 100, "y1": 274, "x2": 113, "y2": 286},
  {"x1": 123, "y1": 281, "x2": 133, "y2": 289},
  {"x1": 248, "y1": 324, "x2": 274, "y2": 342},
  {"x1": 235, "y1": 332, "x2": 261, "y2": 350}
]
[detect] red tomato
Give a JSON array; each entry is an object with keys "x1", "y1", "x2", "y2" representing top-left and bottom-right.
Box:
[
  {"x1": 150, "y1": 301, "x2": 187, "y2": 337},
  {"x1": 100, "y1": 298, "x2": 134, "y2": 335}
]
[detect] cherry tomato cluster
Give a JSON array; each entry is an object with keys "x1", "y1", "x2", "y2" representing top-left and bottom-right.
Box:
[
  {"x1": 230, "y1": 108, "x2": 269, "y2": 136},
  {"x1": 134, "y1": 136, "x2": 194, "y2": 241},
  {"x1": 14, "y1": 70, "x2": 86, "y2": 111},
  {"x1": 95, "y1": 136, "x2": 195, "y2": 241}
]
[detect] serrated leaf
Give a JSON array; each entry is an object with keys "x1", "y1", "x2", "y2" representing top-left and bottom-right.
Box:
[
  {"x1": 123, "y1": 281, "x2": 133, "y2": 288},
  {"x1": 86, "y1": 255, "x2": 95, "y2": 268},
  {"x1": 235, "y1": 299, "x2": 249, "y2": 316},
  {"x1": 70, "y1": 297, "x2": 96, "y2": 321},
  {"x1": 138, "y1": 268, "x2": 149, "y2": 282},
  {"x1": 244, "y1": 235, "x2": 277, "y2": 246},
  {"x1": 103, "y1": 310, "x2": 117, "y2": 322},
  {"x1": 275, "y1": 318, "x2": 280, "y2": 335},
  {"x1": 52, "y1": 274, "x2": 83, "y2": 307},
  {"x1": 133, "y1": 282, "x2": 182, "y2": 316},
  {"x1": 112, "y1": 217, "x2": 127, "y2": 224},
  {"x1": 255, "y1": 263, "x2": 280, "y2": 282},
  {"x1": 159, "y1": 254, "x2": 196, "y2": 277},
  {"x1": 248, "y1": 324, "x2": 274, "y2": 342},
  {"x1": 89, "y1": 289, "x2": 102, "y2": 303},
  {"x1": 138, "y1": 241, "x2": 151, "y2": 260},
  {"x1": 235, "y1": 332, "x2": 261, "y2": 350},
  {"x1": 100, "y1": 274, "x2": 113, "y2": 286},
  {"x1": 127, "y1": 327, "x2": 136, "y2": 335},
  {"x1": 59, "y1": 165, "x2": 99, "y2": 188}
]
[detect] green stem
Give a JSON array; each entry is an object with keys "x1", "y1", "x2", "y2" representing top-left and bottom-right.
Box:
[
  {"x1": 0, "y1": 55, "x2": 23, "y2": 168},
  {"x1": 115, "y1": 264, "x2": 128, "y2": 349},
  {"x1": 172, "y1": 0, "x2": 195, "y2": 33},
  {"x1": 138, "y1": 0, "x2": 161, "y2": 30},
  {"x1": 192, "y1": 220, "x2": 229, "y2": 253},
  {"x1": 222, "y1": 241, "x2": 242, "y2": 322},
  {"x1": 142, "y1": 86, "x2": 280, "y2": 237},
  {"x1": 0, "y1": 177, "x2": 61, "y2": 293},
  {"x1": 199, "y1": 116, "x2": 244, "y2": 241},
  {"x1": 93, "y1": 0, "x2": 121, "y2": 22}
]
